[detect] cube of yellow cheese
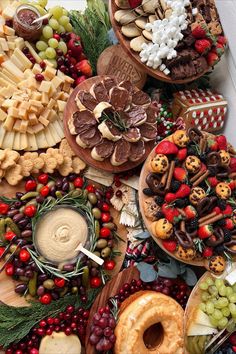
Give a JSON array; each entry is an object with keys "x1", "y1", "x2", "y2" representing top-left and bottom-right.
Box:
[
  {"x1": 41, "y1": 92, "x2": 49, "y2": 104},
  {"x1": 0, "y1": 38, "x2": 9, "y2": 51},
  {"x1": 51, "y1": 76, "x2": 63, "y2": 89},
  {"x1": 2, "y1": 99, "x2": 17, "y2": 108},
  {"x1": 39, "y1": 81, "x2": 52, "y2": 93},
  {"x1": 15, "y1": 38, "x2": 25, "y2": 50},
  {"x1": 13, "y1": 119, "x2": 21, "y2": 131},
  {"x1": 48, "y1": 98, "x2": 56, "y2": 110},
  {"x1": 32, "y1": 64, "x2": 42, "y2": 75},
  {"x1": 63, "y1": 82, "x2": 71, "y2": 93},
  {"x1": 20, "y1": 120, "x2": 28, "y2": 133},
  {"x1": 39, "y1": 116, "x2": 49, "y2": 126},
  {"x1": 18, "y1": 109, "x2": 28, "y2": 120},
  {"x1": 3, "y1": 115, "x2": 15, "y2": 131},
  {"x1": 19, "y1": 101, "x2": 30, "y2": 110},
  {"x1": 48, "y1": 109, "x2": 57, "y2": 122},
  {"x1": 4, "y1": 25, "x2": 15, "y2": 36},
  {"x1": 0, "y1": 109, "x2": 7, "y2": 121},
  {"x1": 8, "y1": 106, "x2": 19, "y2": 118},
  {"x1": 29, "y1": 99, "x2": 43, "y2": 108},
  {"x1": 31, "y1": 92, "x2": 42, "y2": 101},
  {"x1": 44, "y1": 66, "x2": 56, "y2": 80},
  {"x1": 28, "y1": 113, "x2": 38, "y2": 126},
  {"x1": 8, "y1": 41, "x2": 16, "y2": 50},
  {"x1": 57, "y1": 100, "x2": 66, "y2": 112}
]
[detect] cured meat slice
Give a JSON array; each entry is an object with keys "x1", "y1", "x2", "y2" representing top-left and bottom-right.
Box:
[
  {"x1": 139, "y1": 123, "x2": 157, "y2": 141},
  {"x1": 123, "y1": 127, "x2": 141, "y2": 142},
  {"x1": 73, "y1": 110, "x2": 97, "y2": 127},
  {"x1": 109, "y1": 86, "x2": 131, "y2": 111},
  {"x1": 91, "y1": 139, "x2": 114, "y2": 161},
  {"x1": 90, "y1": 82, "x2": 109, "y2": 103},
  {"x1": 103, "y1": 77, "x2": 117, "y2": 92},
  {"x1": 76, "y1": 90, "x2": 98, "y2": 111},
  {"x1": 129, "y1": 140, "x2": 145, "y2": 162},
  {"x1": 146, "y1": 105, "x2": 158, "y2": 124},
  {"x1": 124, "y1": 106, "x2": 147, "y2": 127},
  {"x1": 110, "y1": 139, "x2": 130, "y2": 166},
  {"x1": 76, "y1": 128, "x2": 102, "y2": 149},
  {"x1": 118, "y1": 80, "x2": 135, "y2": 93},
  {"x1": 98, "y1": 120, "x2": 122, "y2": 141},
  {"x1": 132, "y1": 90, "x2": 151, "y2": 107}
]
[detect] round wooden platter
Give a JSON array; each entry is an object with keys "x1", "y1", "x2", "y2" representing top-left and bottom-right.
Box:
[
  {"x1": 63, "y1": 75, "x2": 155, "y2": 174},
  {"x1": 0, "y1": 179, "x2": 128, "y2": 307},
  {"x1": 85, "y1": 266, "x2": 140, "y2": 353},
  {"x1": 109, "y1": 1, "x2": 211, "y2": 84}
]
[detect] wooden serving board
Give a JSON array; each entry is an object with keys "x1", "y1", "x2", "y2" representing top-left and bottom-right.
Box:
[
  {"x1": 109, "y1": 0, "x2": 210, "y2": 84},
  {"x1": 85, "y1": 266, "x2": 140, "y2": 353},
  {"x1": 97, "y1": 45, "x2": 147, "y2": 89},
  {"x1": 63, "y1": 75, "x2": 155, "y2": 173},
  {"x1": 0, "y1": 180, "x2": 127, "y2": 307}
]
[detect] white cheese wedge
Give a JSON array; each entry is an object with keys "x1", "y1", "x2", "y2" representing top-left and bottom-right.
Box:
[
  {"x1": 2, "y1": 131, "x2": 14, "y2": 149},
  {"x1": 14, "y1": 48, "x2": 33, "y2": 70},
  {"x1": 192, "y1": 309, "x2": 215, "y2": 328},
  {"x1": 24, "y1": 41, "x2": 41, "y2": 63},
  {"x1": 52, "y1": 120, "x2": 64, "y2": 139},
  {"x1": 47, "y1": 123, "x2": 60, "y2": 143},
  {"x1": 0, "y1": 126, "x2": 6, "y2": 147},
  {"x1": 13, "y1": 132, "x2": 20, "y2": 150},
  {"x1": 19, "y1": 133, "x2": 28, "y2": 150},
  {"x1": 35, "y1": 131, "x2": 48, "y2": 149},
  {"x1": 187, "y1": 323, "x2": 218, "y2": 336},
  {"x1": 26, "y1": 133, "x2": 38, "y2": 151},
  {"x1": 225, "y1": 268, "x2": 236, "y2": 285},
  {"x1": 44, "y1": 126, "x2": 57, "y2": 147}
]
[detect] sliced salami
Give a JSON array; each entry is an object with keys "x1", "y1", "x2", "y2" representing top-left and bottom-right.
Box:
[
  {"x1": 132, "y1": 90, "x2": 151, "y2": 106},
  {"x1": 110, "y1": 139, "x2": 130, "y2": 166},
  {"x1": 109, "y1": 87, "x2": 131, "y2": 111},
  {"x1": 139, "y1": 123, "x2": 157, "y2": 141},
  {"x1": 129, "y1": 140, "x2": 145, "y2": 162},
  {"x1": 91, "y1": 82, "x2": 109, "y2": 103},
  {"x1": 123, "y1": 127, "x2": 141, "y2": 142},
  {"x1": 124, "y1": 106, "x2": 147, "y2": 127},
  {"x1": 146, "y1": 105, "x2": 158, "y2": 124},
  {"x1": 76, "y1": 90, "x2": 98, "y2": 111},
  {"x1": 91, "y1": 139, "x2": 114, "y2": 161}
]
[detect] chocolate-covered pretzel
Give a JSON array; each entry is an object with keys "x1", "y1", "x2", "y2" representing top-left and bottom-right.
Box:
[
  {"x1": 206, "y1": 228, "x2": 224, "y2": 247},
  {"x1": 175, "y1": 230, "x2": 194, "y2": 249},
  {"x1": 216, "y1": 168, "x2": 230, "y2": 179},
  {"x1": 146, "y1": 173, "x2": 166, "y2": 195},
  {"x1": 188, "y1": 127, "x2": 203, "y2": 143},
  {"x1": 186, "y1": 229, "x2": 198, "y2": 239},
  {"x1": 207, "y1": 152, "x2": 220, "y2": 167},
  {"x1": 197, "y1": 197, "x2": 212, "y2": 216},
  {"x1": 224, "y1": 240, "x2": 236, "y2": 254}
]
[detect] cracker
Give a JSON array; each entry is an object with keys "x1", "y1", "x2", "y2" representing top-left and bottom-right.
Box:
[
  {"x1": 142, "y1": 30, "x2": 152, "y2": 41},
  {"x1": 5, "y1": 164, "x2": 23, "y2": 186},
  {"x1": 114, "y1": 9, "x2": 137, "y2": 25},
  {"x1": 18, "y1": 156, "x2": 34, "y2": 177},
  {"x1": 121, "y1": 23, "x2": 142, "y2": 38},
  {"x1": 24, "y1": 152, "x2": 38, "y2": 160},
  {"x1": 46, "y1": 148, "x2": 64, "y2": 165},
  {"x1": 130, "y1": 35, "x2": 148, "y2": 52},
  {"x1": 1, "y1": 149, "x2": 19, "y2": 170},
  {"x1": 0, "y1": 169, "x2": 5, "y2": 179},
  {"x1": 135, "y1": 17, "x2": 148, "y2": 30},
  {"x1": 58, "y1": 156, "x2": 73, "y2": 176},
  {"x1": 32, "y1": 157, "x2": 45, "y2": 174},
  {"x1": 0, "y1": 150, "x2": 6, "y2": 162},
  {"x1": 41, "y1": 154, "x2": 57, "y2": 174},
  {"x1": 72, "y1": 157, "x2": 86, "y2": 174},
  {"x1": 59, "y1": 139, "x2": 75, "y2": 158}
]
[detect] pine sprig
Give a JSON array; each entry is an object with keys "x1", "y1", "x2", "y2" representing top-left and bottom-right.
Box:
[
  {"x1": 70, "y1": 5, "x2": 111, "y2": 74},
  {"x1": 0, "y1": 290, "x2": 99, "y2": 349}
]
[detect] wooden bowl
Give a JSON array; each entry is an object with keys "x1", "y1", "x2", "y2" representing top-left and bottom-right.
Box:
[
  {"x1": 63, "y1": 75, "x2": 155, "y2": 173},
  {"x1": 109, "y1": 0, "x2": 210, "y2": 84},
  {"x1": 0, "y1": 180, "x2": 127, "y2": 306}
]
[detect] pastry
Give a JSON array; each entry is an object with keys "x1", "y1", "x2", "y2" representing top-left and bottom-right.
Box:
[
  {"x1": 143, "y1": 197, "x2": 160, "y2": 221},
  {"x1": 185, "y1": 156, "x2": 201, "y2": 174},
  {"x1": 215, "y1": 182, "x2": 231, "y2": 200},
  {"x1": 114, "y1": 290, "x2": 184, "y2": 354},
  {"x1": 151, "y1": 218, "x2": 173, "y2": 239},
  {"x1": 189, "y1": 187, "x2": 206, "y2": 205},
  {"x1": 208, "y1": 255, "x2": 226, "y2": 275},
  {"x1": 150, "y1": 154, "x2": 169, "y2": 174}
]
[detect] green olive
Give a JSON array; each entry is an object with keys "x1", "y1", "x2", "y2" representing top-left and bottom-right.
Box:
[
  {"x1": 88, "y1": 193, "x2": 97, "y2": 205},
  {"x1": 71, "y1": 286, "x2": 78, "y2": 294},
  {"x1": 83, "y1": 189, "x2": 88, "y2": 199},
  {"x1": 36, "y1": 183, "x2": 44, "y2": 192},
  {"x1": 69, "y1": 182, "x2": 75, "y2": 191},
  {"x1": 26, "y1": 199, "x2": 38, "y2": 207},
  {"x1": 60, "y1": 286, "x2": 68, "y2": 297},
  {"x1": 19, "y1": 276, "x2": 29, "y2": 282},
  {"x1": 102, "y1": 222, "x2": 115, "y2": 230},
  {"x1": 4, "y1": 253, "x2": 11, "y2": 261},
  {"x1": 71, "y1": 188, "x2": 82, "y2": 197},
  {"x1": 101, "y1": 247, "x2": 111, "y2": 258},
  {"x1": 96, "y1": 239, "x2": 108, "y2": 249},
  {"x1": 92, "y1": 208, "x2": 101, "y2": 219},
  {"x1": 43, "y1": 279, "x2": 55, "y2": 290},
  {"x1": 47, "y1": 181, "x2": 55, "y2": 188}
]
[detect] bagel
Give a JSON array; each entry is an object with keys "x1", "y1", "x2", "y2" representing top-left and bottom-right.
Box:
[{"x1": 114, "y1": 290, "x2": 184, "y2": 354}]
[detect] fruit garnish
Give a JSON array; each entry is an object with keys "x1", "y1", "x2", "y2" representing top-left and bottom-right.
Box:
[
  {"x1": 198, "y1": 225, "x2": 213, "y2": 239},
  {"x1": 195, "y1": 39, "x2": 211, "y2": 55},
  {"x1": 173, "y1": 167, "x2": 187, "y2": 182},
  {"x1": 155, "y1": 140, "x2": 179, "y2": 155}
]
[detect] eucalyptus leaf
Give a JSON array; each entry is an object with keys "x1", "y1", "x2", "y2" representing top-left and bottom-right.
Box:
[
  {"x1": 182, "y1": 268, "x2": 198, "y2": 287},
  {"x1": 158, "y1": 263, "x2": 177, "y2": 279},
  {"x1": 135, "y1": 231, "x2": 150, "y2": 240},
  {"x1": 137, "y1": 262, "x2": 158, "y2": 283},
  {"x1": 179, "y1": 263, "x2": 187, "y2": 275}
]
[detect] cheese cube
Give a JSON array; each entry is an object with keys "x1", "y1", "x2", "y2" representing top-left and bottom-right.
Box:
[
  {"x1": 2, "y1": 60, "x2": 24, "y2": 80},
  {"x1": 51, "y1": 76, "x2": 63, "y2": 89},
  {"x1": 48, "y1": 109, "x2": 57, "y2": 122},
  {"x1": 3, "y1": 25, "x2": 15, "y2": 36},
  {"x1": 0, "y1": 25, "x2": 4, "y2": 36},
  {"x1": 41, "y1": 92, "x2": 49, "y2": 104},
  {"x1": 0, "y1": 85, "x2": 15, "y2": 98},
  {"x1": 29, "y1": 99, "x2": 42, "y2": 108},
  {"x1": 8, "y1": 41, "x2": 16, "y2": 50},
  {"x1": 14, "y1": 48, "x2": 32, "y2": 69},
  {"x1": 61, "y1": 92, "x2": 69, "y2": 101},
  {"x1": 0, "y1": 38, "x2": 9, "y2": 51},
  {"x1": 11, "y1": 54, "x2": 25, "y2": 71},
  {"x1": 8, "y1": 106, "x2": 19, "y2": 117},
  {"x1": 2, "y1": 6, "x2": 16, "y2": 20},
  {"x1": 39, "y1": 116, "x2": 49, "y2": 126},
  {"x1": 31, "y1": 92, "x2": 42, "y2": 101},
  {"x1": 48, "y1": 99, "x2": 56, "y2": 110},
  {"x1": 28, "y1": 105, "x2": 38, "y2": 113},
  {"x1": 20, "y1": 120, "x2": 28, "y2": 133},
  {"x1": 15, "y1": 38, "x2": 25, "y2": 50},
  {"x1": 28, "y1": 78, "x2": 37, "y2": 90},
  {"x1": 44, "y1": 66, "x2": 56, "y2": 80},
  {"x1": 32, "y1": 64, "x2": 42, "y2": 75},
  {"x1": 0, "y1": 109, "x2": 7, "y2": 121},
  {"x1": 19, "y1": 101, "x2": 30, "y2": 110},
  {"x1": 18, "y1": 109, "x2": 28, "y2": 120},
  {"x1": 2, "y1": 99, "x2": 17, "y2": 108},
  {"x1": 28, "y1": 113, "x2": 38, "y2": 126},
  {"x1": 57, "y1": 100, "x2": 66, "y2": 112},
  {"x1": 23, "y1": 69, "x2": 34, "y2": 79},
  {"x1": 39, "y1": 81, "x2": 51, "y2": 93},
  {"x1": 13, "y1": 119, "x2": 21, "y2": 131},
  {"x1": 41, "y1": 108, "x2": 50, "y2": 119},
  {"x1": 63, "y1": 82, "x2": 71, "y2": 93},
  {"x1": 30, "y1": 123, "x2": 44, "y2": 134},
  {"x1": 44, "y1": 60, "x2": 54, "y2": 68},
  {"x1": 3, "y1": 115, "x2": 15, "y2": 131}
]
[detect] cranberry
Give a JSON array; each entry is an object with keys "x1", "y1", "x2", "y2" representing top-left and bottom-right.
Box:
[
  {"x1": 37, "y1": 328, "x2": 45, "y2": 336},
  {"x1": 30, "y1": 57, "x2": 36, "y2": 64},
  {"x1": 35, "y1": 74, "x2": 44, "y2": 82},
  {"x1": 39, "y1": 320, "x2": 47, "y2": 327},
  {"x1": 39, "y1": 61, "x2": 46, "y2": 69},
  {"x1": 83, "y1": 310, "x2": 90, "y2": 318},
  {"x1": 54, "y1": 317, "x2": 60, "y2": 325},
  {"x1": 104, "y1": 327, "x2": 113, "y2": 337},
  {"x1": 55, "y1": 326, "x2": 60, "y2": 332},
  {"x1": 71, "y1": 322, "x2": 77, "y2": 329},
  {"x1": 30, "y1": 348, "x2": 39, "y2": 354},
  {"x1": 47, "y1": 317, "x2": 54, "y2": 325},
  {"x1": 65, "y1": 327, "x2": 72, "y2": 336},
  {"x1": 15, "y1": 350, "x2": 23, "y2": 354},
  {"x1": 60, "y1": 65, "x2": 66, "y2": 73},
  {"x1": 115, "y1": 190, "x2": 122, "y2": 197},
  {"x1": 66, "y1": 305, "x2": 75, "y2": 313},
  {"x1": 81, "y1": 295, "x2": 87, "y2": 303},
  {"x1": 5, "y1": 19, "x2": 13, "y2": 27},
  {"x1": 46, "y1": 328, "x2": 53, "y2": 336}
]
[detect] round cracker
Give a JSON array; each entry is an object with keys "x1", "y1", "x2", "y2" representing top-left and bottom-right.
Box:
[
  {"x1": 135, "y1": 17, "x2": 148, "y2": 29},
  {"x1": 130, "y1": 35, "x2": 148, "y2": 52},
  {"x1": 121, "y1": 23, "x2": 142, "y2": 38}
]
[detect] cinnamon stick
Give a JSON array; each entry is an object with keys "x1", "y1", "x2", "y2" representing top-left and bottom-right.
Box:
[
  {"x1": 190, "y1": 168, "x2": 205, "y2": 183},
  {"x1": 180, "y1": 220, "x2": 186, "y2": 232},
  {"x1": 160, "y1": 171, "x2": 168, "y2": 187},
  {"x1": 192, "y1": 170, "x2": 210, "y2": 187},
  {"x1": 198, "y1": 211, "x2": 217, "y2": 224},
  {"x1": 199, "y1": 213, "x2": 224, "y2": 227},
  {"x1": 200, "y1": 137, "x2": 207, "y2": 154},
  {"x1": 165, "y1": 160, "x2": 175, "y2": 191}
]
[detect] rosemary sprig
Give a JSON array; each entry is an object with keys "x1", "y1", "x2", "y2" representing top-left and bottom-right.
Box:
[
  {"x1": 0, "y1": 195, "x2": 17, "y2": 204},
  {"x1": 194, "y1": 238, "x2": 204, "y2": 253},
  {"x1": 109, "y1": 298, "x2": 119, "y2": 321},
  {"x1": 0, "y1": 290, "x2": 99, "y2": 349},
  {"x1": 101, "y1": 112, "x2": 129, "y2": 132}
]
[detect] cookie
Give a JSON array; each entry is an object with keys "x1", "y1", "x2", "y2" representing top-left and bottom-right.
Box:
[
  {"x1": 32, "y1": 157, "x2": 45, "y2": 174},
  {"x1": 219, "y1": 150, "x2": 231, "y2": 167},
  {"x1": 46, "y1": 148, "x2": 64, "y2": 165},
  {"x1": 151, "y1": 218, "x2": 173, "y2": 239},
  {"x1": 121, "y1": 23, "x2": 142, "y2": 38},
  {"x1": 1, "y1": 149, "x2": 19, "y2": 170},
  {"x1": 58, "y1": 157, "x2": 73, "y2": 176},
  {"x1": 208, "y1": 255, "x2": 226, "y2": 275},
  {"x1": 114, "y1": 9, "x2": 137, "y2": 25},
  {"x1": 185, "y1": 155, "x2": 201, "y2": 174},
  {"x1": 0, "y1": 150, "x2": 6, "y2": 162},
  {"x1": 115, "y1": 0, "x2": 130, "y2": 9},
  {"x1": 18, "y1": 156, "x2": 34, "y2": 177},
  {"x1": 135, "y1": 17, "x2": 148, "y2": 30},
  {"x1": 59, "y1": 139, "x2": 75, "y2": 158},
  {"x1": 142, "y1": 30, "x2": 152, "y2": 41},
  {"x1": 189, "y1": 187, "x2": 206, "y2": 205},
  {"x1": 173, "y1": 130, "x2": 189, "y2": 147},
  {"x1": 215, "y1": 182, "x2": 231, "y2": 200},
  {"x1": 176, "y1": 245, "x2": 196, "y2": 261},
  {"x1": 72, "y1": 157, "x2": 86, "y2": 174},
  {"x1": 41, "y1": 154, "x2": 57, "y2": 174},
  {"x1": 150, "y1": 154, "x2": 169, "y2": 174},
  {"x1": 142, "y1": 0, "x2": 159, "y2": 14},
  {"x1": 5, "y1": 164, "x2": 23, "y2": 186},
  {"x1": 143, "y1": 197, "x2": 159, "y2": 221},
  {"x1": 130, "y1": 35, "x2": 148, "y2": 52}
]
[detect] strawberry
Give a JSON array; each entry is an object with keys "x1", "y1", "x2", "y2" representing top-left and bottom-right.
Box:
[
  {"x1": 216, "y1": 135, "x2": 227, "y2": 150},
  {"x1": 128, "y1": 0, "x2": 142, "y2": 8},
  {"x1": 75, "y1": 59, "x2": 92, "y2": 77},
  {"x1": 161, "y1": 204, "x2": 181, "y2": 224},
  {"x1": 215, "y1": 42, "x2": 225, "y2": 56},
  {"x1": 217, "y1": 35, "x2": 227, "y2": 45},
  {"x1": 177, "y1": 148, "x2": 187, "y2": 161},
  {"x1": 155, "y1": 141, "x2": 178, "y2": 155},
  {"x1": 173, "y1": 167, "x2": 187, "y2": 182},
  {"x1": 225, "y1": 218, "x2": 234, "y2": 230},
  {"x1": 198, "y1": 225, "x2": 213, "y2": 239},
  {"x1": 208, "y1": 138, "x2": 219, "y2": 151},
  {"x1": 165, "y1": 193, "x2": 176, "y2": 203},
  {"x1": 192, "y1": 24, "x2": 208, "y2": 39},
  {"x1": 230, "y1": 157, "x2": 236, "y2": 173},
  {"x1": 162, "y1": 240, "x2": 177, "y2": 253},
  {"x1": 229, "y1": 179, "x2": 236, "y2": 190},
  {"x1": 202, "y1": 247, "x2": 213, "y2": 258},
  {"x1": 175, "y1": 184, "x2": 191, "y2": 199},
  {"x1": 207, "y1": 51, "x2": 219, "y2": 67},
  {"x1": 208, "y1": 176, "x2": 219, "y2": 187},
  {"x1": 222, "y1": 204, "x2": 233, "y2": 216},
  {"x1": 195, "y1": 39, "x2": 211, "y2": 55},
  {"x1": 184, "y1": 205, "x2": 197, "y2": 219},
  {"x1": 213, "y1": 206, "x2": 222, "y2": 215}
]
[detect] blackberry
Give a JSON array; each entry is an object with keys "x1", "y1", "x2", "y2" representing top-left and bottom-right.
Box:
[
  {"x1": 217, "y1": 219, "x2": 226, "y2": 227},
  {"x1": 182, "y1": 198, "x2": 190, "y2": 207},
  {"x1": 214, "y1": 244, "x2": 225, "y2": 255},
  {"x1": 156, "y1": 211, "x2": 164, "y2": 219},
  {"x1": 155, "y1": 195, "x2": 164, "y2": 205},
  {"x1": 187, "y1": 146, "x2": 198, "y2": 156},
  {"x1": 143, "y1": 188, "x2": 155, "y2": 196},
  {"x1": 174, "y1": 199, "x2": 186, "y2": 208},
  {"x1": 224, "y1": 229, "x2": 232, "y2": 243},
  {"x1": 217, "y1": 199, "x2": 227, "y2": 210},
  {"x1": 200, "y1": 153, "x2": 207, "y2": 164},
  {"x1": 189, "y1": 218, "x2": 199, "y2": 230},
  {"x1": 170, "y1": 180, "x2": 181, "y2": 193}
]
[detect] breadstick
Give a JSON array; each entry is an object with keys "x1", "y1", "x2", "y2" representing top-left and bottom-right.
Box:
[
  {"x1": 165, "y1": 160, "x2": 175, "y2": 191},
  {"x1": 192, "y1": 170, "x2": 210, "y2": 187},
  {"x1": 199, "y1": 213, "x2": 224, "y2": 227}
]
